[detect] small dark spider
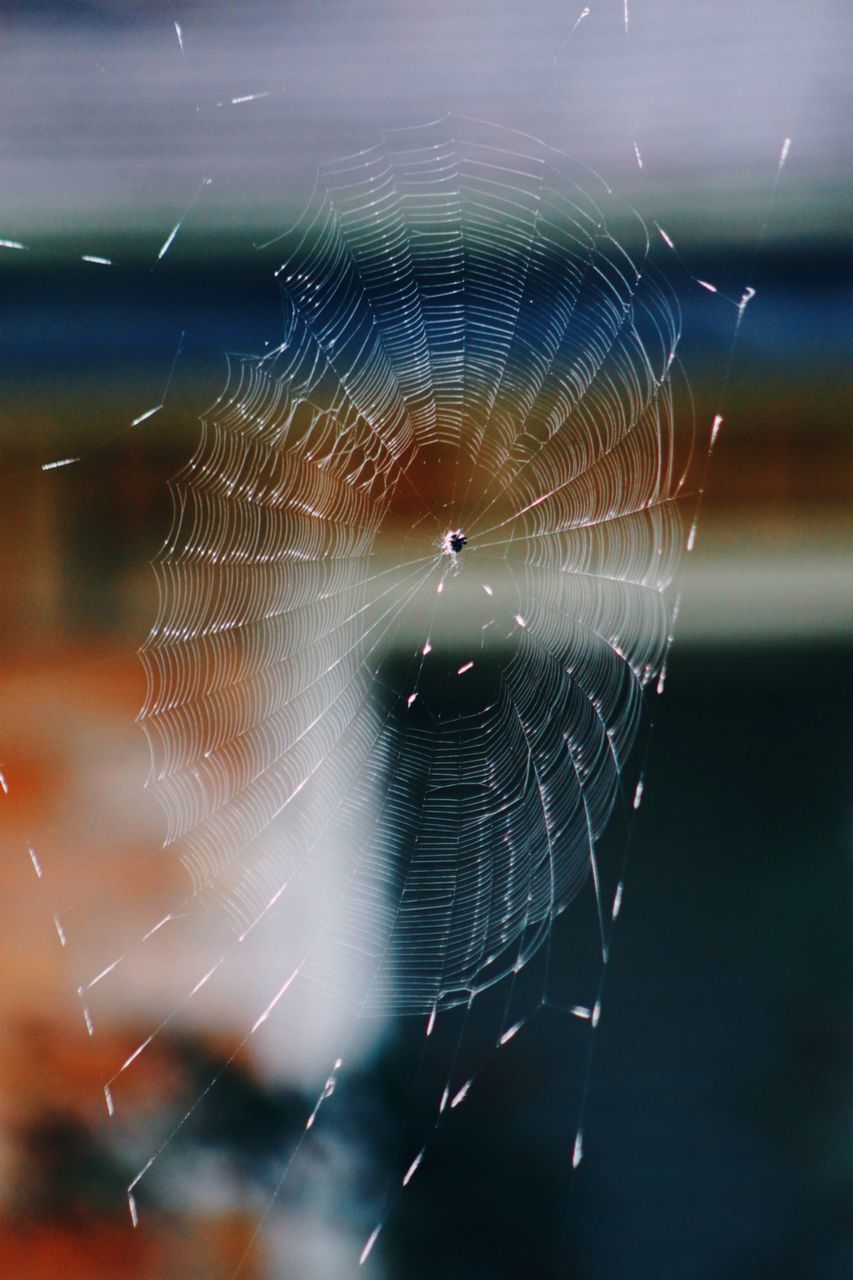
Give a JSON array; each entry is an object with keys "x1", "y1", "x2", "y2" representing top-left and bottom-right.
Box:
[{"x1": 448, "y1": 531, "x2": 467, "y2": 554}]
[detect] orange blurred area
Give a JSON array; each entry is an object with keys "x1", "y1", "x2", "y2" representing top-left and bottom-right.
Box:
[
  {"x1": 1, "y1": 617, "x2": 375, "y2": 1277},
  {"x1": 0, "y1": 1216, "x2": 263, "y2": 1280}
]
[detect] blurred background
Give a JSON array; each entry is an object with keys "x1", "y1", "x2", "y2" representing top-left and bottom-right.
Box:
[{"x1": 0, "y1": 2, "x2": 850, "y2": 1278}]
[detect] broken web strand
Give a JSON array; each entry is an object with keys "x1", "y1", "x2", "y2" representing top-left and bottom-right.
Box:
[{"x1": 552, "y1": 6, "x2": 592, "y2": 65}]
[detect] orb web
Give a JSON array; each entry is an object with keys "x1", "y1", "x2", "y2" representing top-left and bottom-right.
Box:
[{"x1": 139, "y1": 117, "x2": 691, "y2": 1031}]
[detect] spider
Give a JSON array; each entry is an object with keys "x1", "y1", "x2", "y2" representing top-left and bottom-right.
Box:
[{"x1": 441, "y1": 529, "x2": 467, "y2": 556}]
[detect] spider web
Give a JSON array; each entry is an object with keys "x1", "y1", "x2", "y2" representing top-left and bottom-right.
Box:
[{"x1": 85, "y1": 115, "x2": 695, "y2": 1251}]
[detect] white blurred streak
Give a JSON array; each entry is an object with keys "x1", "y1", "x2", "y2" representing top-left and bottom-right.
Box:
[
  {"x1": 499, "y1": 1019, "x2": 524, "y2": 1046},
  {"x1": 359, "y1": 1225, "x2": 381, "y2": 1266},
  {"x1": 450, "y1": 1080, "x2": 472, "y2": 1108},
  {"x1": 612, "y1": 881, "x2": 624, "y2": 920},
  {"x1": 131, "y1": 404, "x2": 163, "y2": 427},
  {"x1": 230, "y1": 87, "x2": 285, "y2": 105},
  {"x1": 402, "y1": 1148, "x2": 424, "y2": 1185},
  {"x1": 157, "y1": 223, "x2": 182, "y2": 261},
  {"x1": 156, "y1": 178, "x2": 212, "y2": 260},
  {"x1": 554, "y1": 6, "x2": 590, "y2": 62},
  {"x1": 655, "y1": 223, "x2": 676, "y2": 249},
  {"x1": 41, "y1": 457, "x2": 80, "y2": 471},
  {"x1": 250, "y1": 967, "x2": 300, "y2": 1034},
  {"x1": 737, "y1": 287, "x2": 756, "y2": 321}
]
